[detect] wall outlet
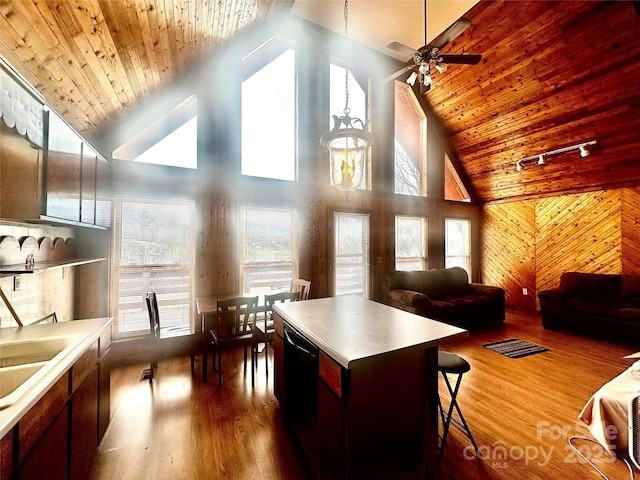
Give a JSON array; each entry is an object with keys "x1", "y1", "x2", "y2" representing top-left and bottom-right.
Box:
[
  {"x1": 13, "y1": 276, "x2": 20, "y2": 292},
  {"x1": 522, "y1": 287, "x2": 528, "y2": 296}
]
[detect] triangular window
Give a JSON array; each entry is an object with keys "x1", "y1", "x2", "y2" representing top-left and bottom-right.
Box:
[
  {"x1": 444, "y1": 153, "x2": 470, "y2": 202},
  {"x1": 112, "y1": 96, "x2": 197, "y2": 169}
]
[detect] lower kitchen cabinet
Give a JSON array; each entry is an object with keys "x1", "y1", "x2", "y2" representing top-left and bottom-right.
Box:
[
  {"x1": 70, "y1": 366, "x2": 99, "y2": 480},
  {"x1": 1, "y1": 430, "x2": 13, "y2": 480},
  {"x1": 18, "y1": 407, "x2": 68, "y2": 480},
  {"x1": 6, "y1": 336, "x2": 109, "y2": 480}
]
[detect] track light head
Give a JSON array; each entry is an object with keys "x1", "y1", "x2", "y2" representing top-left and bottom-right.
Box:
[
  {"x1": 579, "y1": 145, "x2": 590, "y2": 157},
  {"x1": 537, "y1": 154, "x2": 545, "y2": 165}
]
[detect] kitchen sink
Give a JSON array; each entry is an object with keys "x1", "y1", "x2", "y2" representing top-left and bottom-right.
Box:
[
  {"x1": 0, "y1": 362, "x2": 47, "y2": 398},
  {"x1": 0, "y1": 334, "x2": 87, "y2": 410},
  {"x1": 0, "y1": 335, "x2": 83, "y2": 367}
]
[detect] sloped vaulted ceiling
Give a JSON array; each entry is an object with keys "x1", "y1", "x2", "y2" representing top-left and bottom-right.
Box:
[
  {"x1": 0, "y1": 0, "x2": 293, "y2": 139},
  {"x1": 1, "y1": 0, "x2": 639, "y2": 204},
  {"x1": 427, "y1": 0, "x2": 640, "y2": 203}
]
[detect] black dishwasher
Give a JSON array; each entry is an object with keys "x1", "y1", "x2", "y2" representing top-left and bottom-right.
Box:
[{"x1": 283, "y1": 322, "x2": 319, "y2": 461}]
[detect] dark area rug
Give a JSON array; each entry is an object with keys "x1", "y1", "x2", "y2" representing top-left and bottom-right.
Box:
[{"x1": 483, "y1": 338, "x2": 548, "y2": 358}]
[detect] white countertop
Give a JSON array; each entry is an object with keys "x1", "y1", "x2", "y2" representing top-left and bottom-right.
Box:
[
  {"x1": 273, "y1": 296, "x2": 467, "y2": 369},
  {"x1": 0, "y1": 317, "x2": 112, "y2": 438}
]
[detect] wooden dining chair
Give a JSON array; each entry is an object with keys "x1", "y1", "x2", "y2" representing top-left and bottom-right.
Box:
[
  {"x1": 255, "y1": 291, "x2": 299, "y2": 376},
  {"x1": 145, "y1": 291, "x2": 195, "y2": 382},
  {"x1": 145, "y1": 291, "x2": 161, "y2": 381},
  {"x1": 291, "y1": 279, "x2": 311, "y2": 300},
  {"x1": 210, "y1": 295, "x2": 259, "y2": 386}
]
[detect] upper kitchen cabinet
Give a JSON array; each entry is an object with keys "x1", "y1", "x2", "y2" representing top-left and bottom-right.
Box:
[
  {"x1": 46, "y1": 111, "x2": 82, "y2": 223},
  {"x1": 95, "y1": 157, "x2": 111, "y2": 228},
  {"x1": 0, "y1": 58, "x2": 45, "y2": 221},
  {"x1": 1, "y1": 56, "x2": 110, "y2": 228},
  {"x1": 81, "y1": 144, "x2": 97, "y2": 225},
  {"x1": 44, "y1": 111, "x2": 111, "y2": 229}
]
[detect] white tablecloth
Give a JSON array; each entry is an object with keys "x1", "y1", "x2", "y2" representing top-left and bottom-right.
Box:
[{"x1": 579, "y1": 361, "x2": 640, "y2": 455}]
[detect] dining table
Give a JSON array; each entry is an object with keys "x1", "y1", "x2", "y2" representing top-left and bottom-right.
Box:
[{"x1": 195, "y1": 291, "x2": 278, "y2": 382}]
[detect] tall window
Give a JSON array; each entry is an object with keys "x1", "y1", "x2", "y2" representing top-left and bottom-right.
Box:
[
  {"x1": 395, "y1": 216, "x2": 427, "y2": 271},
  {"x1": 394, "y1": 82, "x2": 427, "y2": 196},
  {"x1": 111, "y1": 198, "x2": 194, "y2": 337},
  {"x1": 334, "y1": 212, "x2": 370, "y2": 297},
  {"x1": 330, "y1": 62, "x2": 370, "y2": 190},
  {"x1": 240, "y1": 206, "x2": 297, "y2": 292},
  {"x1": 242, "y1": 40, "x2": 296, "y2": 181},
  {"x1": 445, "y1": 218, "x2": 471, "y2": 275}
]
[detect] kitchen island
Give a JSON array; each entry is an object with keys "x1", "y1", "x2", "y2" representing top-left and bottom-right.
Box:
[{"x1": 272, "y1": 296, "x2": 467, "y2": 480}]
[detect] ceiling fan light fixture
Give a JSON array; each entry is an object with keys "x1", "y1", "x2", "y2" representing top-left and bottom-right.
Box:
[
  {"x1": 435, "y1": 63, "x2": 448, "y2": 74},
  {"x1": 406, "y1": 71, "x2": 418, "y2": 86},
  {"x1": 422, "y1": 73, "x2": 432, "y2": 87}
]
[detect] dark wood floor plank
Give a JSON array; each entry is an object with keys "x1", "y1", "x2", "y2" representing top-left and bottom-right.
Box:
[{"x1": 91, "y1": 311, "x2": 638, "y2": 479}]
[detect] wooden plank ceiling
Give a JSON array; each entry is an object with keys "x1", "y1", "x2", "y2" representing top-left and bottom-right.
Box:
[
  {"x1": 1, "y1": 0, "x2": 639, "y2": 204},
  {"x1": 0, "y1": 0, "x2": 291, "y2": 136},
  {"x1": 427, "y1": 0, "x2": 640, "y2": 203}
]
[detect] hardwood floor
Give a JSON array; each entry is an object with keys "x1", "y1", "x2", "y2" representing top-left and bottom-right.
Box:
[{"x1": 91, "y1": 311, "x2": 638, "y2": 479}]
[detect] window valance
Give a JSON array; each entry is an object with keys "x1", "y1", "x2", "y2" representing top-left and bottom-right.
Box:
[{"x1": 0, "y1": 58, "x2": 44, "y2": 148}]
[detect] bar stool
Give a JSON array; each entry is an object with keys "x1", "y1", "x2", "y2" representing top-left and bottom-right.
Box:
[{"x1": 437, "y1": 350, "x2": 480, "y2": 467}]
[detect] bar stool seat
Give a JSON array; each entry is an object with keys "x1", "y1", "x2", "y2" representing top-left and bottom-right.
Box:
[{"x1": 437, "y1": 351, "x2": 480, "y2": 467}]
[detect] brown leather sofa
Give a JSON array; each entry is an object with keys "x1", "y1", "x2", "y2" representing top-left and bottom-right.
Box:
[
  {"x1": 382, "y1": 267, "x2": 506, "y2": 330},
  {"x1": 538, "y1": 271, "x2": 640, "y2": 345}
]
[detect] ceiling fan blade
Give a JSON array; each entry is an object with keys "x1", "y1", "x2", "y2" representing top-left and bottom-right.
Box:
[
  {"x1": 382, "y1": 64, "x2": 415, "y2": 83},
  {"x1": 429, "y1": 17, "x2": 471, "y2": 50},
  {"x1": 387, "y1": 41, "x2": 418, "y2": 57},
  {"x1": 438, "y1": 54, "x2": 482, "y2": 65}
]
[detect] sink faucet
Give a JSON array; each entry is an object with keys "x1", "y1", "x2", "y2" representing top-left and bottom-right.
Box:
[{"x1": 0, "y1": 286, "x2": 24, "y2": 327}]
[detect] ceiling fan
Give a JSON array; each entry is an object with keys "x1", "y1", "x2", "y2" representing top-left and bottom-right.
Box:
[{"x1": 383, "y1": 2, "x2": 482, "y2": 91}]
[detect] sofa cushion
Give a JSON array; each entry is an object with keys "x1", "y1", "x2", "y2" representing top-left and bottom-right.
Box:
[
  {"x1": 420, "y1": 270, "x2": 450, "y2": 298},
  {"x1": 606, "y1": 307, "x2": 640, "y2": 321},
  {"x1": 440, "y1": 267, "x2": 470, "y2": 296},
  {"x1": 560, "y1": 272, "x2": 621, "y2": 295},
  {"x1": 391, "y1": 270, "x2": 427, "y2": 292},
  {"x1": 565, "y1": 293, "x2": 611, "y2": 315},
  {"x1": 621, "y1": 275, "x2": 640, "y2": 297}
]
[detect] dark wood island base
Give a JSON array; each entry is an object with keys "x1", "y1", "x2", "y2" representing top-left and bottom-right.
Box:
[{"x1": 272, "y1": 296, "x2": 467, "y2": 479}]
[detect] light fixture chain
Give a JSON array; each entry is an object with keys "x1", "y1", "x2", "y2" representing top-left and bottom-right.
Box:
[{"x1": 343, "y1": 0, "x2": 350, "y2": 116}]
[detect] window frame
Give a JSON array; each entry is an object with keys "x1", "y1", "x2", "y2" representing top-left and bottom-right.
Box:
[
  {"x1": 110, "y1": 197, "x2": 195, "y2": 338},
  {"x1": 394, "y1": 81, "x2": 427, "y2": 197},
  {"x1": 241, "y1": 37, "x2": 298, "y2": 182},
  {"x1": 328, "y1": 209, "x2": 371, "y2": 298},
  {"x1": 395, "y1": 215, "x2": 427, "y2": 271},
  {"x1": 445, "y1": 217, "x2": 471, "y2": 276},
  {"x1": 239, "y1": 204, "x2": 299, "y2": 293}
]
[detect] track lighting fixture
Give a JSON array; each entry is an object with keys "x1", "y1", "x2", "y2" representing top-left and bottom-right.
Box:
[{"x1": 514, "y1": 140, "x2": 596, "y2": 171}]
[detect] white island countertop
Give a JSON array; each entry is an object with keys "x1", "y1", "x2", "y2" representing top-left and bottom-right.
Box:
[
  {"x1": 0, "y1": 317, "x2": 112, "y2": 438},
  {"x1": 273, "y1": 296, "x2": 467, "y2": 369}
]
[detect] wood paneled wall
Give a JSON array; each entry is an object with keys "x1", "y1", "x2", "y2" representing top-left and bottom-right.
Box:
[{"x1": 482, "y1": 187, "x2": 640, "y2": 311}]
